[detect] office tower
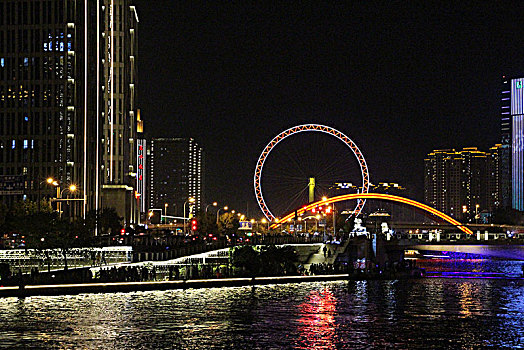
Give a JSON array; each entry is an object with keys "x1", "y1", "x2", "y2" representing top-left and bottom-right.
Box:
[
  {"x1": 149, "y1": 138, "x2": 204, "y2": 218},
  {"x1": 502, "y1": 76, "x2": 524, "y2": 210},
  {"x1": 98, "y1": 0, "x2": 139, "y2": 224},
  {"x1": 136, "y1": 109, "x2": 146, "y2": 220},
  {"x1": 487, "y1": 144, "x2": 502, "y2": 211},
  {"x1": 500, "y1": 76, "x2": 512, "y2": 208},
  {"x1": 0, "y1": 1, "x2": 140, "y2": 225},
  {"x1": 424, "y1": 147, "x2": 492, "y2": 221}
]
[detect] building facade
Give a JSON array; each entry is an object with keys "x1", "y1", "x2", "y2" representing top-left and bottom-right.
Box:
[
  {"x1": 500, "y1": 76, "x2": 512, "y2": 208},
  {"x1": 149, "y1": 138, "x2": 204, "y2": 219},
  {"x1": 0, "y1": 1, "x2": 140, "y2": 225},
  {"x1": 424, "y1": 147, "x2": 495, "y2": 221},
  {"x1": 98, "y1": 0, "x2": 139, "y2": 225},
  {"x1": 502, "y1": 76, "x2": 524, "y2": 211}
]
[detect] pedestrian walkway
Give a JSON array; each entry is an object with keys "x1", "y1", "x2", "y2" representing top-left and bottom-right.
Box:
[{"x1": 304, "y1": 239, "x2": 350, "y2": 270}]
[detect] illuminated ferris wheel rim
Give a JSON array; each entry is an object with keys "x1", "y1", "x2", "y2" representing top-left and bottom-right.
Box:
[{"x1": 254, "y1": 123, "x2": 370, "y2": 222}]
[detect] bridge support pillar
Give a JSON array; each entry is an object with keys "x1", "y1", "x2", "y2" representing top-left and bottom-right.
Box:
[
  {"x1": 436, "y1": 230, "x2": 440, "y2": 242},
  {"x1": 485, "y1": 230, "x2": 489, "y2": 241},
  {"x1": 477, "y1": 230, "x2": 481, "y2": 240}
]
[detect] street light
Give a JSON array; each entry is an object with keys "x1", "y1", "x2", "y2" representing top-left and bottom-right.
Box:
[
  {"x1": 216, "y1": 206, "x2": 228, "y2": 225},
  {"x1": 205, "y1": 201, "x2": 218, "y2": 214},
  {"x1": 183, "y1": 197, "x2": 195, "y2": 233},
  {"x1": 261, "y1": 218, "x2": 268, "y2": 231},
  {"x1": 58, "y1": 184, "x2": 78, "y2": 219},
  {"x1": 164, "y1": 203, "x2": 168, "y2": 224},
  {"x1": 38, "y1": 177, "x2": 58, "y2": 212}
]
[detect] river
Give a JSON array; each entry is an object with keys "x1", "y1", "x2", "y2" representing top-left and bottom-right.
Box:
[{"x1": 0, "y1": 259, "x2": 523, "y2": 349}]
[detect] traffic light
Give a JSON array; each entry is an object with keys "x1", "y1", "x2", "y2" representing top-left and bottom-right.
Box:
[{"x1": 191, "y1": 219, "x2": 198, "y2": 232}]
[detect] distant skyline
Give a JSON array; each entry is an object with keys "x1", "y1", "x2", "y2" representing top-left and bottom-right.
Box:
[{"x1": 136, "y1": 2, "x2": 524, "y2": 217}]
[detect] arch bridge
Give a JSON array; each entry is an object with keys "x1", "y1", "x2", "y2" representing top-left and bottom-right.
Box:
[{"x1": 271, "y1": 193, "x2": 473, "y2": 236}]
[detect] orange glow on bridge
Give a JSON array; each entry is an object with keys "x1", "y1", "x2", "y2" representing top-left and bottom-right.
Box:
[{"x1": 270, "y1": 193, "x2": 473, "y2": 235}]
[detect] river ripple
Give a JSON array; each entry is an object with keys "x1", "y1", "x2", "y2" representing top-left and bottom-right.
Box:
[{"x1": 0, "y1": 261, "x2": 523, "y2": 349}]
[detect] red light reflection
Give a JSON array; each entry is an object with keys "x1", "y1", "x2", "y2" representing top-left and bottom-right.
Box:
[{"x1": 296, "y1": 288, "x2": 336, "y2": 349}]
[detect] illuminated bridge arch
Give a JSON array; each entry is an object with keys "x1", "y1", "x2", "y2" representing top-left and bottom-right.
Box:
[{"x1": 271, "y1": 193, "x2": 473, "y2": 235}]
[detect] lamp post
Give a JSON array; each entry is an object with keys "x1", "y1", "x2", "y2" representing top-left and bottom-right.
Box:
[
  {"x1": 183, "y1": 197, "x2": 195, "y2": 233},
  {"x1": 216, "y1": 206, "x2": 228, "y2": 225},
  {"x1": 298, "y1": 216, "x2": 306, "y2": 233},
  {"x1": 38, "y1": 177, "x2": 57, "y2": 212},
  {"x1": 206, "y1": 201, "x2": 218, "y2": 214},
  {"x1": 164, "y1": 203, "x2": 168, "y2": 224},
  {"x1": 148, "y1": 210, "x2": 154, "y2": 224},
  {"x1": 261, "y1": 218, "x2": 268, "y2": 231},
  {"x1": 58, "y1": 184, "x2": 77, "y2": 219},
  {"x1": 475, "y1": 204, "x2": 480, "y2": 224},
  {"x1": 332, "y1": 203, "x2": 336, "y2": 237}
]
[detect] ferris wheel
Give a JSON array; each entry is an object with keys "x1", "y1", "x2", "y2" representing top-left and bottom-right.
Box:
[{"x1": 254, "y1": 124, "x2": 370, "y2": 222}]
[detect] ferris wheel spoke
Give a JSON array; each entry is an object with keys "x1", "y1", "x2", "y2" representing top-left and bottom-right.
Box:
[
  {"x1": 254, "y1": 124, "x2": 370, "y2": 219},
  {"x1": 275, "y1": 185, "x2": 309, "y2": 215}
]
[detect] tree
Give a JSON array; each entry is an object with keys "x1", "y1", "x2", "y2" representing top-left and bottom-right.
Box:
[
  {"x1": 231, "y1": 245, "x2": 260, "y2": 276},
  {"x1": 85, "y1": 208, "x2": 123, "y2": 236},
  {"x1": 231, "y1": 244, "x2": 298, "y2": 277},
  {"x1": 0, "y1": 199, "x2": 55, "y2": 239},
  {"x1": 2, "y1": 199, "x2": 97, "y2": 271},
  {"x1": 259, "y1": 245, "x2": 298, "y2": 276},
  {"x1": 218, "y1": 212, "x2": 239, "y2": 236},
  {"x1": 195, "y1": 211, "x2": 219, "y2": 235}
]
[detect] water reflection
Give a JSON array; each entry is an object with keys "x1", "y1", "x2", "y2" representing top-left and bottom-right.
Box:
[
  {"x1": 0, "y1": 260, "x2": 523, "y2": 349},
  {"x1": 296, "y1": 288, "x2": 336, "y2": 349}
]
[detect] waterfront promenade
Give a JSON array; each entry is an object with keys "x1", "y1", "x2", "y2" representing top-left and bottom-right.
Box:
[{"x1": 0, "y1": 274, "x2": 350, "y2": 298}]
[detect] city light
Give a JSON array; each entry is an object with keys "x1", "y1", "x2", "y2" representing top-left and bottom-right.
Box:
[{"x1": 271, "y1": 193, "x2": 474, "y2": 235}]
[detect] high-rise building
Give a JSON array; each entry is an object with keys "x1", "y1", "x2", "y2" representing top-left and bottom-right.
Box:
[
  {"x1": 0, "y1": 1, "x2": 140, "y2": 225},
  {"x1": 424, "y1": 147, "x2": 492, "y2": 221},
  {"x1": 149, "y1": 138, "x2": 204, "y2": 218},
  {"x1": 488, "y1": 144, "x2": 502, "y2": 211},
  {"x1": 98, "y1": 1, "x2": 139, "y2": 225},
  {"x1": 135, "y1": 109, "x2": 146, "y2": 220},
  {"x1": 502, "y1": 76, "x2": 524, "y2": 211},
  {"x1": 500, "y1": 77, "x2": 512, "y2": 208}
]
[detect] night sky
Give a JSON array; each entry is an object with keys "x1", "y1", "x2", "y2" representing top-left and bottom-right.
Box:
[{"x1": 136, "y1": 2, "x2": 524, "y2": 217}]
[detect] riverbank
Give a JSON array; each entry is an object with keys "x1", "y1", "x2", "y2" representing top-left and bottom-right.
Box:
[
  {"x1": 0, "y1": 271, "x2": 427, "y2": 298},
  {"x1": 2, "y1": 270, "x2": 523, "y2": 298},
  {"x1": 0, "y1": 274, "x2": 350, "y2": 298}
]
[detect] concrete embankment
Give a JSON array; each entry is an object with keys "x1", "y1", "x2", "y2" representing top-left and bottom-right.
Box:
[{"x1": 0, "y1": 274, "x2": 350, "y2": 298}]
